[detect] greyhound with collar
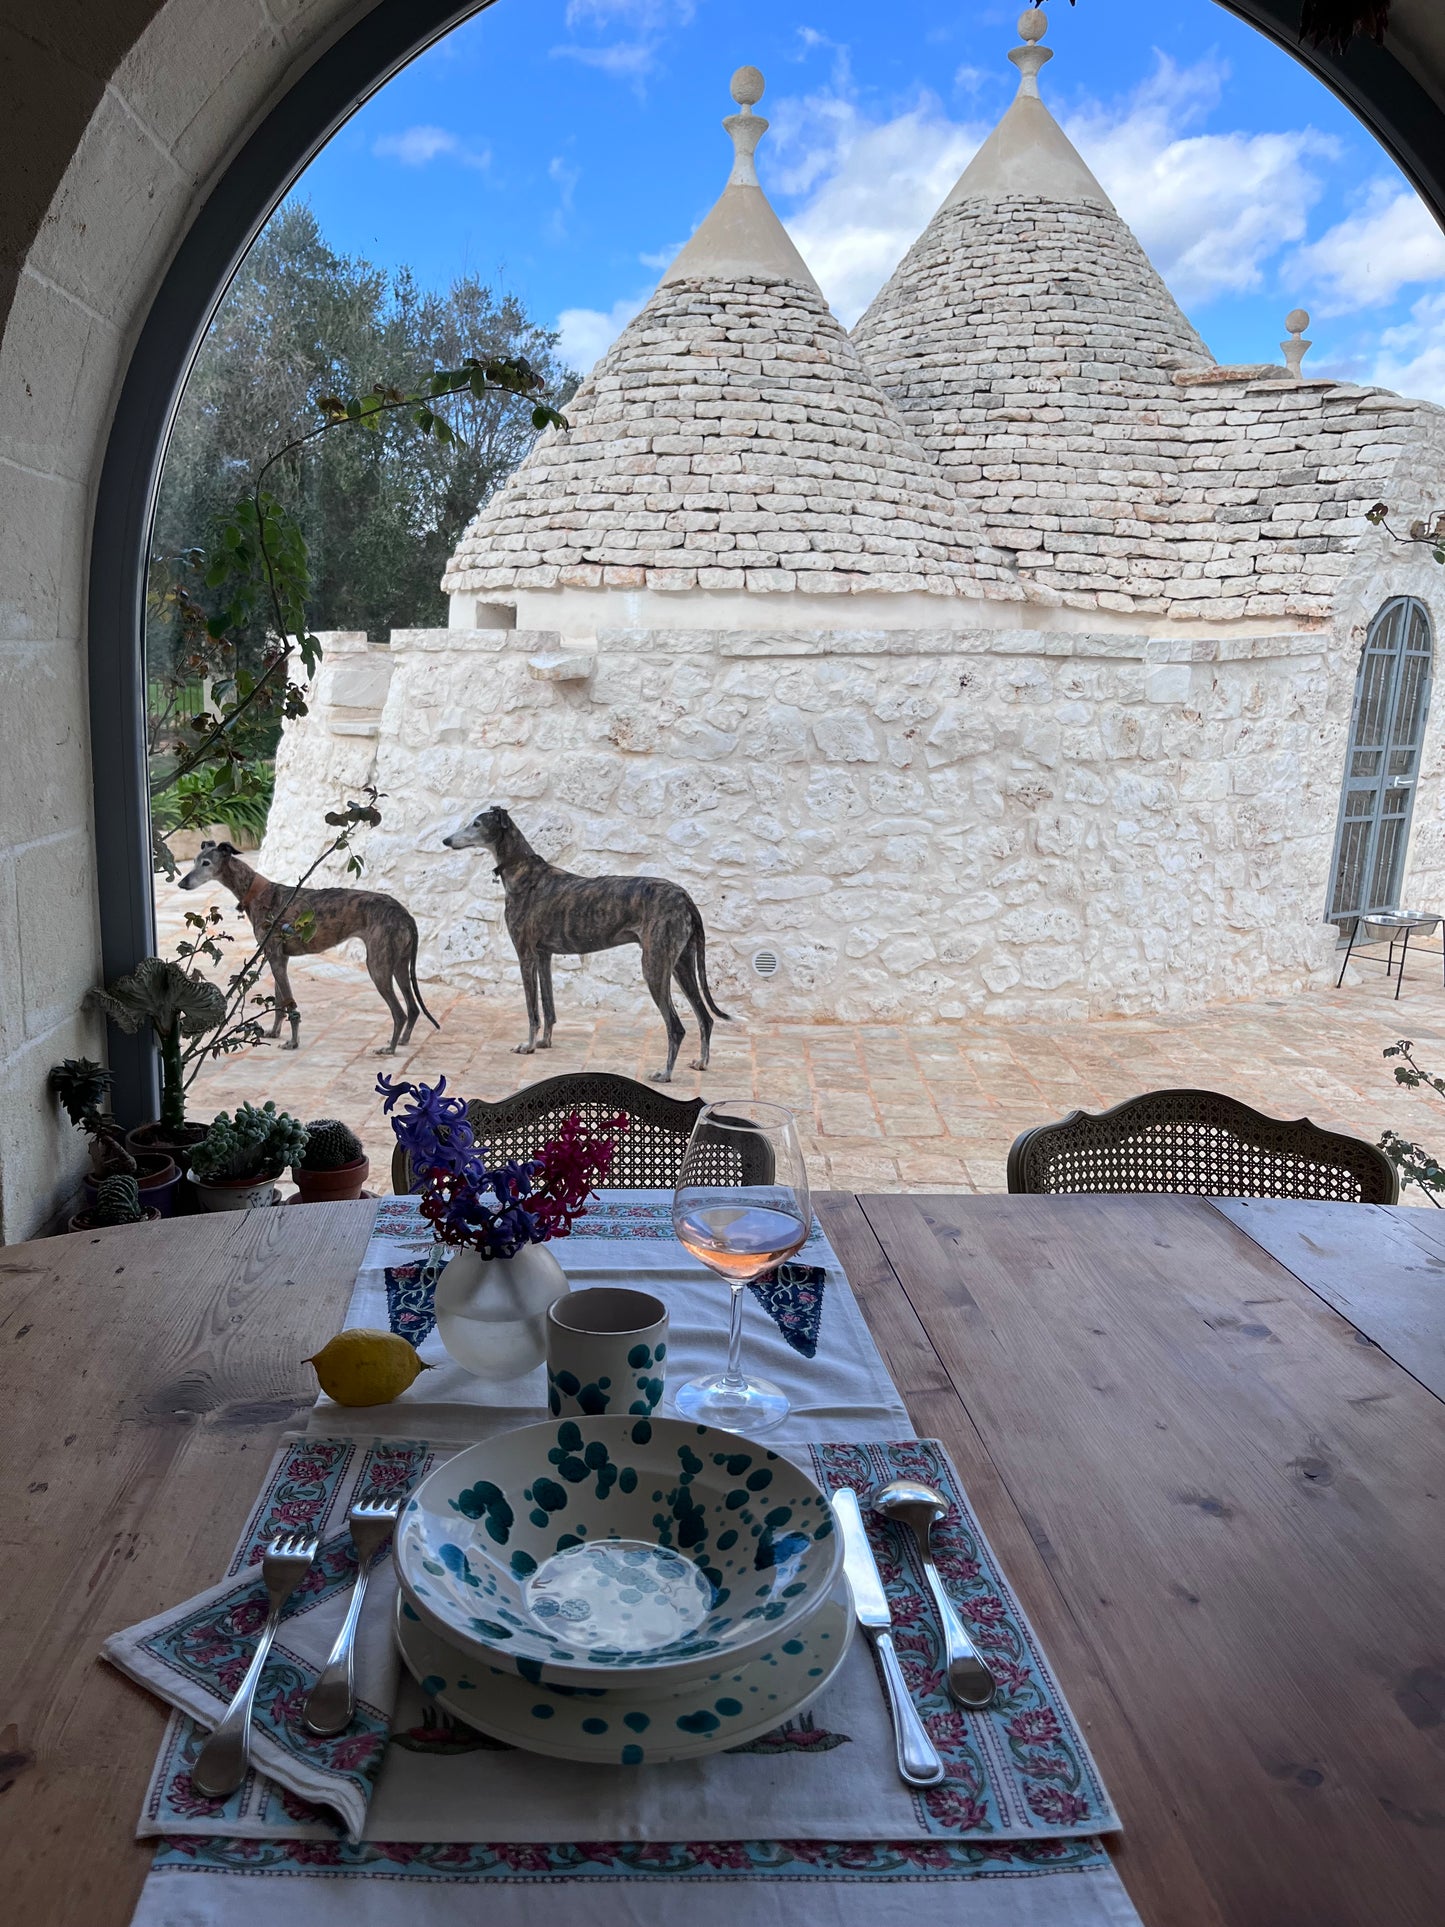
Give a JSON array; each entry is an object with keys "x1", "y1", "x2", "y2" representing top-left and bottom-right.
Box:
[
  {"x1": 443, "y1": 806, "x2": 731, "y2": 1081},
  {"x1": 177, "y1": 840, "x2": 438, "y2": 1054}
]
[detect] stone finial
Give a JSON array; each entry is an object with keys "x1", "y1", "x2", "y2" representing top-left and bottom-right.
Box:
[
  {"x1": 731, "y1": 65, "x2": 765, "y2": 108},
  {"x1": 1010, "y1": 8, "x2": 1054, "y2": 95},
  {"x1": 724, "y1": 66, "x2": 768, "y2": 186},
  {"x1": 1282, "y1": 308, "x2": 1312, "y2": 380}
]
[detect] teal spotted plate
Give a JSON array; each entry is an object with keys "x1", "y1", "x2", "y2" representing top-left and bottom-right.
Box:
[
  {"x1": 394, "y1": 1415, "x2": 843, "y2": 1692},
  {"x1": 393, "y1": 1579, "x2": 853, "y2": 1765}
]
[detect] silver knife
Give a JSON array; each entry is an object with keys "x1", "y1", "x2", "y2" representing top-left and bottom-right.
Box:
[{"x1": 832, "y1": 1486, "x2": 946, "y2": 1787}]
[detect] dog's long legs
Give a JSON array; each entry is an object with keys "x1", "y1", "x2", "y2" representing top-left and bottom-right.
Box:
[
  {"x1": 386, "y1": 928, "x2": 422, "y2": 1045},
  {"x1": 536, "y1": 954, "x2": 556, "y2": 1049},
  {"x1": 513, "y1": 951, "x2": 542, "y2": 1055},
  {"x1": 673, "y1": 942, "x2": 713, "y2": 1072},
  {"x1": 265, "y1": 946, "x2": 301, "y2": 1050},
  {"x1": 641, "y1": 945, "x2": 687, "y2": 1082},
  {"x1": 365, "y1": 940, "x2": 410, "y2": 1055}
]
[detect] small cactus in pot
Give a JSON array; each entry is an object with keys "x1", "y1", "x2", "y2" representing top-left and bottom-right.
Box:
[
  {"x1": 67, "y1": 1172, "x2": 160, "y2": 1233},
  {"x1": 293, "y1": 1117, "x2": 370, "y2": 1204}
]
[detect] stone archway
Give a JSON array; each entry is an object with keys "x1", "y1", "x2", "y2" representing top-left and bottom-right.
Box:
[{"x1": 2, "y1": 0, "x2": 1443, "y2": 1236}]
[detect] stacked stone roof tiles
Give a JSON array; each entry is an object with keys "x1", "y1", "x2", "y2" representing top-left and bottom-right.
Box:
[{"x1": 443, "y1": 271, "x2": 1019, "y2": 601}]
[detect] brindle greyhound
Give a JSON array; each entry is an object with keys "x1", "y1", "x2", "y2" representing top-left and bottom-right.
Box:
[
  {"x1": 443, "y1": 806, "x2": 731, "y2": 1081},
  {"x1": 178, "y1": 841, "x2": 438, "y2": 1054}
]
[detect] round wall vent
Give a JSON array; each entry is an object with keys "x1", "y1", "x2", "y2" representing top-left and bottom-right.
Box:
[{"x1": 751, "y1": 948, "x2": 780, "y2": 979}]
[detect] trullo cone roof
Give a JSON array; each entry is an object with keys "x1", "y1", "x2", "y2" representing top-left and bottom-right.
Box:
[
  {"x1": 443, "y1": 69, "x2": 1018, "y2": 605},
  {"x1": 851, "y1": 9, "x2": 1215, "y2": 612}
]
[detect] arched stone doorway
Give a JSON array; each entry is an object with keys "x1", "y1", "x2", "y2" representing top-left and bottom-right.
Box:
[{"x1": 4, "y1": 0, "x2": 1445, "y2": 1231}]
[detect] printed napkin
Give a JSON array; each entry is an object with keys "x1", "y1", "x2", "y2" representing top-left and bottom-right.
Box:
[
  {"x1": 103, "y1": 1436, "x2": 436, "y2": 1842},
  {"x1": 116, "y1": 1431, "x2": 1118, "y2": 1849}
]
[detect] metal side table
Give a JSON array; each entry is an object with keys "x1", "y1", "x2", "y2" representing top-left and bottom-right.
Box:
[{"x1": 1335, "y1": 910, "x2": 1444, "y2": 999}]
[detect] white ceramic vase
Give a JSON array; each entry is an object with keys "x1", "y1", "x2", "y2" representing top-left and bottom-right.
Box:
[{"x1": 433, "y1": 1241, "x2": 567, "y2": 1381}]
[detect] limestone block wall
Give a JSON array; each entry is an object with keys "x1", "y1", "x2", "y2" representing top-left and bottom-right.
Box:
[{"x1": 262, "y1": 616, "x2": 1392, "y2": 1028}]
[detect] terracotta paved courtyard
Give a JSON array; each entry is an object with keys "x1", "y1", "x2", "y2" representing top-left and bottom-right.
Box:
[{"x1": 160, "y1": 879, "x2": 1445, "y2": 1198}]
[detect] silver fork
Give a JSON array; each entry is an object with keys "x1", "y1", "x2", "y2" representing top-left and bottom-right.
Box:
[
  {"x1": 302, "y1": 1501, "x2": 400, "y2": 1737},
  {"x1": 192, "y1": 1532, "x2": 319, "y2": 1798}
]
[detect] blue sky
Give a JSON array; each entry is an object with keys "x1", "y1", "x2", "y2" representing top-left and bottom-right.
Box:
[{"x1": 283, "y1": 0, "x2": 1445, "y2": 399}]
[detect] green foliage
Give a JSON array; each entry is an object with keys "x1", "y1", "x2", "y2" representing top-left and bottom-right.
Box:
[
  {"x1": 301, "y1": 1118, "x2": 365, "y2": 1170},
  {"x1": 151, "y1": 764, "x2": 275, "y2": 846},
  {"x1": 1380, "y1": 1040, "x2": 1445, "y2": 1203},
  {"x1": 49, "y1": 1058, "x2": 113, "y2": 1128},
  {"x1": 93, "y1": 1175, "x2": 144, "y2": 1226},
  {"x1": 193, "y1": 1101, "x2": 310, "y2": 1182}
]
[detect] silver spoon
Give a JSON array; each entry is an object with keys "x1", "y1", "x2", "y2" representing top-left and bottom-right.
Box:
[{"x1": 873, "y1": 1478, "x2": 997, "y2": 1709}]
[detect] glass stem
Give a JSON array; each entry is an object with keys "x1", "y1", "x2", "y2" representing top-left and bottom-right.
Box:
[{"x1": 723, "y1": 1281, "x2": 747, "y2": 1388}]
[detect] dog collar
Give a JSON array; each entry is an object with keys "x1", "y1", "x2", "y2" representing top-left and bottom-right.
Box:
[{"x1": 238, "y1": 876, "x2": 266, "y2": 915}]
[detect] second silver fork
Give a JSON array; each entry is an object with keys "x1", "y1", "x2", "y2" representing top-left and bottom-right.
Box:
[{"x1": 302, "y1": 1500, "x2": 400, "y2": 1737}]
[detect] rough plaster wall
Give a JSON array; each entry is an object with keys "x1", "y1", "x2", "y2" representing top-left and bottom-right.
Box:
[
  {"x1": 0, "y1": 0, "x2": 369, "y2": 1241},
  {"x1": 262, "y1": 616, "x2": 1367, "y2": 1031}
]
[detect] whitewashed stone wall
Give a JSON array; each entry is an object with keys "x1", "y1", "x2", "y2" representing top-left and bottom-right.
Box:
[{"x1": 262, "y1": 586, "x2": 1445, "y2": 1026}]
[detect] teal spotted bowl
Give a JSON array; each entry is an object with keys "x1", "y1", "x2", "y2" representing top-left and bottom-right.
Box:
[{"x1": 394, "y1": 1415, "x2": 843, "y2": 1692}]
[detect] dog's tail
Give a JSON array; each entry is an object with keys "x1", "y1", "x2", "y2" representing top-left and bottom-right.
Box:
[
  {"x1": 408, "y1": 930, "x2": 441, "y2": 1032},
  {"x1": 691, "y1": 908, "x2": 732, "y2": 1021}
]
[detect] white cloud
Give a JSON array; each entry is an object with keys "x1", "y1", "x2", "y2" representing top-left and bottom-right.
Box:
[
  {"x1": 372, "y1": 125, "x2": 489, "y2": 170},
  {"x1": 770, "y1": 89, "x2": 983, "y2": 324},
  {"x1": 768, "y1": 52, "x2": 1339, "y2": 324},
  {"x1": 1059, "y1": 57, "x2": 1337, "y2": 306},
  {"x1": 1366, "y1": 290, "x2": 1445, "y2": 404},
  {"x1": 551, "y1": 0, "x2": 695, "y2": 83},
  {"x1": 1290, "y1": 183, "x2": 1445, "y2": 314},
  {"x1": 551, "y1": 41, "x2": 657, "y2": 78},
  {"x1": 556, "y1": 291, "x2": 649, "y2": 372}
]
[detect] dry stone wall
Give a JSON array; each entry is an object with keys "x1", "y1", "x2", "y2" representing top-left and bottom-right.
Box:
[{"x1": 261, "y1": 591, "x2": 1445, "y2": 1026}]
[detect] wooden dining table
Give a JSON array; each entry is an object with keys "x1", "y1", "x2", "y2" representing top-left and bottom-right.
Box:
[{"x1": 2, "y1": 1191, "x2": 1442, "y2": 1927}]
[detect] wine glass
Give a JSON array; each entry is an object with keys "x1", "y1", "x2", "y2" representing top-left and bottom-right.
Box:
[{"x1": 671, "y1": 1099, "x2": 810, "y2": 1434}]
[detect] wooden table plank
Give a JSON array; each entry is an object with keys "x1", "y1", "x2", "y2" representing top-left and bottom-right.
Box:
[
  {"x1": 0, "y1": 1202, "x2": 376, "y2": 1927},
  {"x1": 1212, "y1": 1197, "x2": 1445, "y2": 1401},
  {"x1": 855, "y1": 1192, "x2": 1445, "y2": 1927},
  {"x1": 816, "y1": 1195, "x2": 1228, "y2": 1927}
]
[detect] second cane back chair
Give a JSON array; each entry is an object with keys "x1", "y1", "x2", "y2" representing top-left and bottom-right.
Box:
[
  {"x1": 390, "y1": 1071, "x2": 774, "y2": 1193},
  {"x1": 1006, "y1": 1087, "x2": 1397, "y2": 1204}
]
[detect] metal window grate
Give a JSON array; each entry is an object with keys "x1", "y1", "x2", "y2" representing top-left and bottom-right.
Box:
[{"x1": 1328, "y1": 597, "x2": 1434, "y2": 922}]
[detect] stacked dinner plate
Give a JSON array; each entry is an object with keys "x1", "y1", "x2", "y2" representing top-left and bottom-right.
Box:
[{"x1": 392, "y1": 1414, "x2": 852, "y2": 1764}]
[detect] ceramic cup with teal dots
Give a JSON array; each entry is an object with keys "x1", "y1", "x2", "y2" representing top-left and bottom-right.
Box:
[{"x1": 546, "y1": 1287, "x2": 668, "y2": 1421}]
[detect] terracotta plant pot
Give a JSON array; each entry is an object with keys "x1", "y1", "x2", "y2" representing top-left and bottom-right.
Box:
[
  {"x1": 127, "y1": 1120, "x2": 208, "y2": 1163},
  {"x1": 85, "y1": 1153, "x2": 180, "y2": 1218},
  {"x1": 291, "y1": 1155, "x2": 370, "y2": 1204},
  {"x1": 189, "y1": 1169, "x2": 283, "y2": 1212},
  {"x1": 67, "y1": 1205, "x2": 162, "y2": 1234}
]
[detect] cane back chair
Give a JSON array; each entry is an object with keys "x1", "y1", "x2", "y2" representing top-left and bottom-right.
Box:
[
  {"x1": 1006, "y1": 1087, "x2": 1397, "y2": 1204},
  {"x1": 390, "y1": 1071, "x2": 774, "y2": 1193}
]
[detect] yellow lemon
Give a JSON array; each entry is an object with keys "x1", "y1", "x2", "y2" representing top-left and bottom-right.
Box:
[{"x1": 305, "y1": 1328, "x2": 429, "y2": 1405}]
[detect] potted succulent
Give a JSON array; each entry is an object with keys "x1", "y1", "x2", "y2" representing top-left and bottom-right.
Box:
[
  {"x1": 190, "y1": 1101, "x2": 309, "y2": 1211},
  {"x1": 48, "y1": 1057, "x2": 181, "y2": 1217},
  {"x1": 67, "y1": 1173, "x2": 162, "y2": 1235},
  {"x1": 90, "y1": 957, "x2": 226, "y2": 1169},
  {"x1": 293, "y1": 1118, "x2": 370, "y2": 1203}
]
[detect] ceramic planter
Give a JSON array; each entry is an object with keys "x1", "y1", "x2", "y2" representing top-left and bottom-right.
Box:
[
  {"x1": 67, "y1": 1205, "x2": 162, "y2": 1234},
  {"x1": 433, "y1": 1241, "x2": 567, "y2": 1380},
  {"x1": 291, "y1": 1155, "x2": 370, "y2": 1204},
  {"x1": 85, "y1": 1153, "x2": 180, "y2": 1219},
  {"x1": 127, "y1": 1120, "x2": 208, "y2": 1164},
  {"x1": 189, "y1": 1168, "x2": 282, "y2": 1212}
]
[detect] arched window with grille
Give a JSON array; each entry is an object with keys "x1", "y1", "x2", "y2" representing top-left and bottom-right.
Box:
[{"x1": 1327, "y1": 597, "x2": 1434, "y2": 922}]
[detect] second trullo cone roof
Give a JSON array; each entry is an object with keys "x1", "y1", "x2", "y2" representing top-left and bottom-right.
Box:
[
  {"x1": 851, "y1": 8, "x2": 1216, "y2": 611},
  {"x1": 442, "y1": 67, "x2": 1018, "y2": 604}
]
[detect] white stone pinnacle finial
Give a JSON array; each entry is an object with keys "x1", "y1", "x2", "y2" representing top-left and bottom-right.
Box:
[
  {"x1": 724, "y1": 66, "x2": 768, "y2": 186},
  {"x1": 1282, "y1": 308, "x2": 1312, "y2": 380},
  {"x1": 1010, "y1": 9, "x2": 1053, "y2": 96}
]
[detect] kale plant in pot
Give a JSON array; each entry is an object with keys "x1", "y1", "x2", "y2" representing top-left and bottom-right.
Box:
[
  {"x1": 190, "y1": 1102, "x2": 309, "y2": 1211},
  {"x1": 293, "y1": 1118, "x2": 370, "y2": 1204},
  {"x1": 48, "y1": 1057, "x2": 182, "y2": 1217},
  {"x1": 68, "y1": 1173, "x2": 162, "y2": 1235}
]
